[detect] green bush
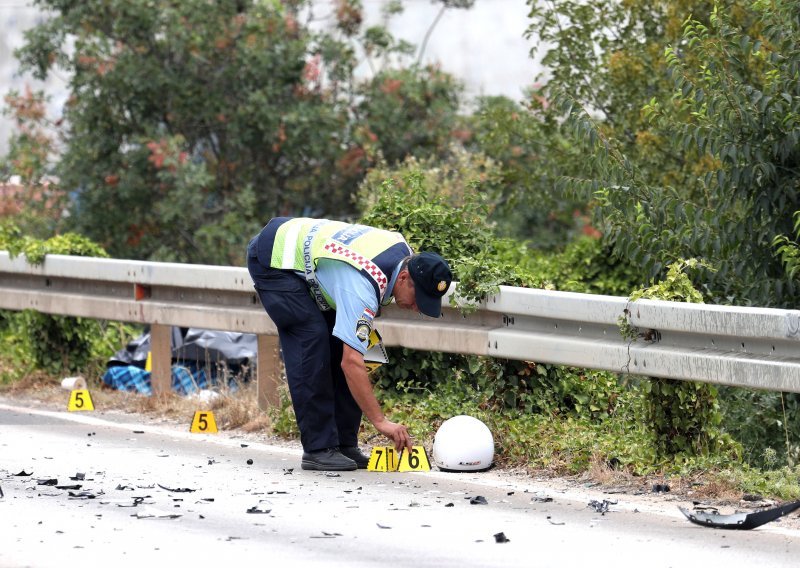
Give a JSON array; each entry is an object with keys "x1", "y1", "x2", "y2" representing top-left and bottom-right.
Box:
[{"x1": 0, "y1": 223, "x2": 133, "y2": 377}]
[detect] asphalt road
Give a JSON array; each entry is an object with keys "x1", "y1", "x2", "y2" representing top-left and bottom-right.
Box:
[{"x1": 2, "y1": 399, "x2": 800, "y2": 568}]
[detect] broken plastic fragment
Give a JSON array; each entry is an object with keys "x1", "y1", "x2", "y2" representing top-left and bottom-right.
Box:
[
  {"x1": 376, "y1": 523, "x2": 391, "y2": 529},
  {"x1": 14, "y1": 470, "x2": 32, "y2": 477},
  {"x1": 246, "y1": 506, "x2": 272, "y2": 514},
  {"x1": 494, "y1": 532, "x2": 510, "y2": 543},
  {"x1": 679, "y1": 500, "x2": 800, "y2": 530},
  {"x1": 133, "y1": 507, "x2": 182, "y2": 519},
  {"x1": 588, "y1": 499, "x2": 616, "y2": 514},
  {"x1": 56, "y1": 484, "x2": 82, "y2": 490},
  {"x1": 37, "y1": 479, "x2": 58, "y2": 486},
  {"x1": 157, "y1": 484, "x2": 196, "y2": 493},
  {"x1": 311, "y1": 531, "x2": 343, "y2": 538},
  {"x1": 69, "y1": 473, "x2": 86, "y2": 481},
  {"x1": 470, "y1": 496, "x2": 488, "y2": 505},
  {"x1": 68, "y1": 491, "x2": 100, "y2": 500}
]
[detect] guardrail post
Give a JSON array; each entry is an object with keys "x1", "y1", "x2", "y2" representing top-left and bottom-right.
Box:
[
  {"x1": 150, "y1": 324, "x2": 172, "y2": 397},
  {"x1": 257, "y1": 335, "x2": 282, "y2": 410}
]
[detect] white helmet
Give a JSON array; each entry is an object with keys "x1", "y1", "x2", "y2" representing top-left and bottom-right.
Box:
[{"x1": 432, "y1": 415, "x2": 494, "y2": 472}]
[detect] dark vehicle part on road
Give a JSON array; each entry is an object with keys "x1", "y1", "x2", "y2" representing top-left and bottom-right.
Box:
[{"x1": 679, "y1": 501, "x2": 800, "y2": 530}]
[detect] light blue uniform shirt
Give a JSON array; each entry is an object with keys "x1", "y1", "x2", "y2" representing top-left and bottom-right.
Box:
[{"x1": 315, "y1": 258, "x2": 401, "y2": 354}]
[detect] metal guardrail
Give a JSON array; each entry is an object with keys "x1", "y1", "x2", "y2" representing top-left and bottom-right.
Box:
[{"x1": 2, "y1": 252, "x2": 800, "y2": 404}]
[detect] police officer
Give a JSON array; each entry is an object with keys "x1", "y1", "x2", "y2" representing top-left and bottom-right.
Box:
[{"x1": 247, "y1": 217, "x2": 453, "y2": 471}]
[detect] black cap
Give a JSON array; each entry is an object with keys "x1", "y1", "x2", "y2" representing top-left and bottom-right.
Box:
[{"x1": 408, "y1": 252, "x2": 452, "y2": 318}]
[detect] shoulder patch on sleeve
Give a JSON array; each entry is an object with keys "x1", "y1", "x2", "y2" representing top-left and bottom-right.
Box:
[{"x1": 355, "y1": 307, "x2": 375, "y2": 342}]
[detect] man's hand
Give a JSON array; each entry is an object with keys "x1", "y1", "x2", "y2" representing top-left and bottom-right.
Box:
[
  {"x1": 341, "y1": 344, "x2": 413, "y2": 452},
  {"x1": 374, "y1": 419, "x2": 412, "y2": 452}
]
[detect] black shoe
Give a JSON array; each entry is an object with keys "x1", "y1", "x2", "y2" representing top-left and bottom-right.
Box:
[
  {"x1": 301, "y1": 448, "x2": 357, "y2": 471},
  {"x1": 339, "y1": 446, "x2": 370, "y2": 469}
]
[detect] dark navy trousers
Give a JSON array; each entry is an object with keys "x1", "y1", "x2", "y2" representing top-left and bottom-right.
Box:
[{"x1": 247, "y1": 237, "x2": 362, "y2": 452}]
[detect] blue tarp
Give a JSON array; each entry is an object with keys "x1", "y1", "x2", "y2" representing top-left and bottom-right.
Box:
[{"x1": 101, "y1": 362, "x2": 212, "y2": 396}]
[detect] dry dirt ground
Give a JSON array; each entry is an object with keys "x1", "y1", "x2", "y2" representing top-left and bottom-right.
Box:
[{"x1": 2, "y1": 378, "x2": 800, "y2": 532}]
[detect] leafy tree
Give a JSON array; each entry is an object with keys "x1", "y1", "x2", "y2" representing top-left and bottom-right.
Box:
[
  {"x1": 15, "y1": 0, "x2": 365, "y2": 265},
  {"x1": 355, "y1": 65, "x2": 463, "y2": 167},
  {"x1": 0, "y1": 88, "x2": 65, "y2": 238},
  {"x1": 527, "y1": 0, "x2": 799, "y2": 307},
  {"x1": 467, "y1": 94, "x2": 595, "y2": 250},
  {"x1": 10, "y1": 0, "x2": 471, "y2": 265}
]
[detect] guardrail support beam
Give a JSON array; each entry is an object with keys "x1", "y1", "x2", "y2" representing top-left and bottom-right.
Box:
[
  {"x1": 257, "y1": 335, "x2": 282, "y2": 410},
  {"x1": 150, "y1": 324, "x2": 172, "y2": 397}
]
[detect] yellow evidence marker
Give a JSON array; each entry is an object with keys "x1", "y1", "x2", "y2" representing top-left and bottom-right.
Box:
[
  {"x1": 190, "y1": 410, "x2": 218, "y2": 433},
  {"x1": 367, "y1": 446, "x2": 399, "y2": 472},
  {"x1": 67, "y1": 389, "x2": 95, "y2": 412},
  {"x1": 398, "y1": 446, "x2": 431, "y2": 472}
]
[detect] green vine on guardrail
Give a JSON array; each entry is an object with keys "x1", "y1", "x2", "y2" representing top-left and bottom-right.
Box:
[{"x1": 618, "y1": 258, "x2": 736, "y2": 460}]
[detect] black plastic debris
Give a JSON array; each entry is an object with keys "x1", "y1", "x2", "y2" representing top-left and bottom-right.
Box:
[
  {"x1": 116, "y1": 497, "x2": 151, "y2": 508},
  {"x1": 157, "y1": 484, "x2": 196, "y2": 493},
  {"x1": 37, "y1": 479, "x2": 58, "y2": 486},
  {"x1": 0, "y1": 485, "x2": 4, "y2": 498},
  {"x1": 532, "y1": 496, "x2": 553, "y2": 503},
  {"x1": 246, "y1": 459, "x2": 253, "y2": 465},
  {"x1": 589, "y1": 499, "x2": 615, "y2": 515},
  {"x1": 116, "y1": 484, "x2": 134, "y2": 491},
  {"x1": 246, "y1": 506, "x2": 272, "y2": 514},
  {"x1": 133, "y1": 430, "x2": 145, "y2": 434},
  {"x1": 133, "y1": 508, "x2": 182, "y2": 519},
  {"x1": 652, "y1": 483, "x2": 670, "y2": 493},
  {"x1": 56, "y1": 484, "x2": 82, "y2": 490},
  {"x1": 547, "y1": 516, "x2": 565, "y2": 526},
  {"x1": 241, "y1": 444, "x2": 249, "y2": 448},
  {"x1": 470, "y1": 496, "x2": 488, "y2": 505},
  {"x1": 14, "y1": 470, "x2": 32, "y2": 477},
  {"x1": 376, "y1": 523, "x2": 391, "y2": 529},
  {"x1": 68, "y1": 491, "x2": 99, "y2": 500},
  {"x1": 283, "y1": 468, "x2": 294, "y2": 475},
  {"x1": 445, "y1": 502, "x2": 454, "y2": 507},
  {"x1": 70, "y1": 473, "x2": 86, "y2": 481},
  {"x1": 494, "y1": 532, "x2": 510, "y2": 543},
  {"x1": 311, "y1": 531, "x2": 343, "y2": 538},
  {"x1": 325, "y1": 472, "x2": 341, "y2": 478},
  {"x1": 679, "y1": 500, "x2": 800, "y2": 530}
]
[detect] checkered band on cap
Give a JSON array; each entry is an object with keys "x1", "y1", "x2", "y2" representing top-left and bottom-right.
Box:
[{"x1": 323, "y1": 242, "x2": 389, "y2": 294}]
